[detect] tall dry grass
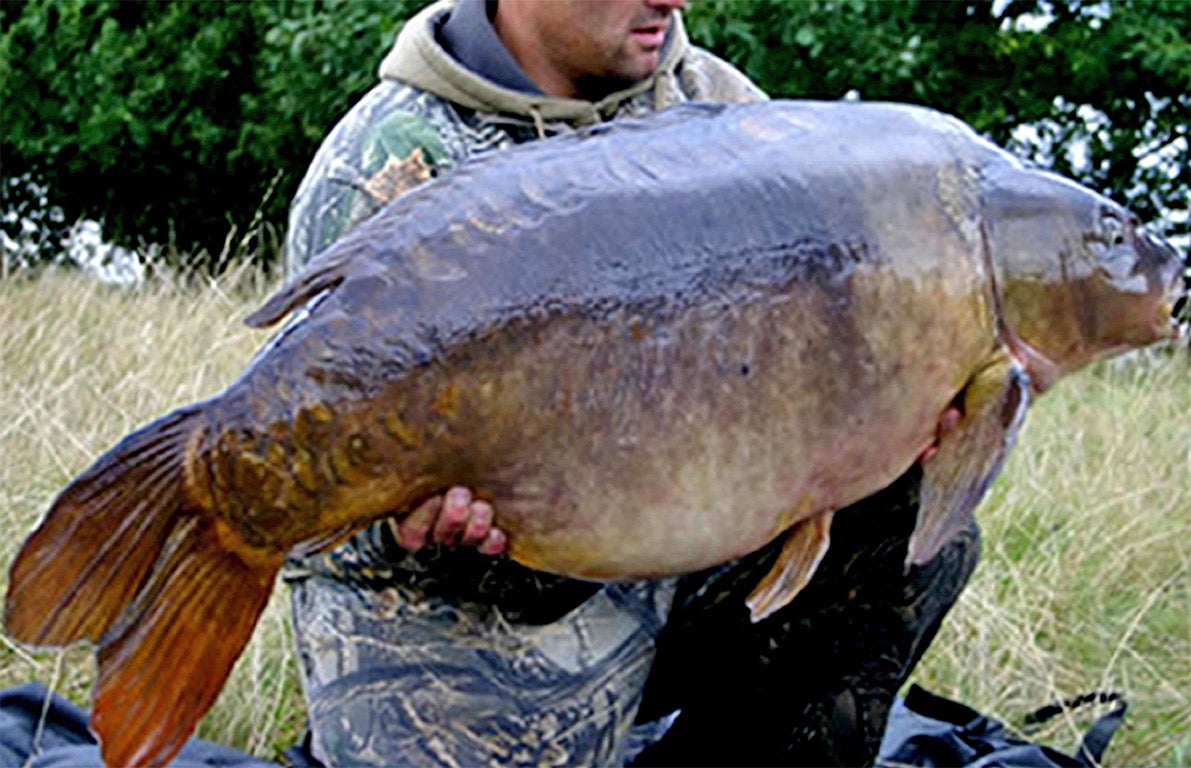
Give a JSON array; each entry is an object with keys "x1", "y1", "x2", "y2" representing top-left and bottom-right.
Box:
[
  {"x1": 1, "y1": 269, "x2": 1187, "y2": 764},
  {"x1": 914, "y1": 345, "x2": 1190, "y2": 765},
  {"x1": 0, "y1": 268, "x2": 305, "y2": 755}
]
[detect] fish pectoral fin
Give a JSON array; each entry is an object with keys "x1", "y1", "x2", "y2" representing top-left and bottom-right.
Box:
[
  {"x1": 908, "y1": 351, "x2": 1031, "y2": 568},
  {"x1": 91, "y1": 516, "x2": 283, "y2": 768},
  {"x1": 745, "y1": 510, "x2": 834, "y2": 623}
]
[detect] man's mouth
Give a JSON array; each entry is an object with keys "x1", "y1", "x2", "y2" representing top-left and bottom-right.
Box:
[{"x1": 630, "y1": 22, "x2": 667, "y2": 48}]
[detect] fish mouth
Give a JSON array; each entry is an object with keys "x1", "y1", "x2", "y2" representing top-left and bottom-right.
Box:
[
  {"x1": 1167, "y1": 248, "x2": 1189, "y2": 339},
  {"x1": 1140, "y1": 228, "x2": 1187, "y2": 340},
  {"x1": 1170, "y1": 277, "x2": 1189, "y2": 340}
]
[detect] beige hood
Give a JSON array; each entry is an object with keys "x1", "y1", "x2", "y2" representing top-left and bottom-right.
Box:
[{"x1": 378, "y1": 0, "x2": 690, "y2": 126}]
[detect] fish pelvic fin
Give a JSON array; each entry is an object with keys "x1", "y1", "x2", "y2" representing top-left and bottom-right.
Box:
[
  {"x1": 5, "y1": 407, "x2": 206, "y2": 646},
  {"x1": 92, "y1": 515, "x2": 282, "y2": 768},
  {"x1": 745, "y1": 510, "x2": 834, "y2": 622},
  {"x1": 908, "y1": 351, "x2": 1031, "y2": 567}
]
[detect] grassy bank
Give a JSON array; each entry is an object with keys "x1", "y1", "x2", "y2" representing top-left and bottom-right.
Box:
[
  {"x1": 0, "y1": 270, "x2": 303, "y2": 754},
  {"x1": 1, "y1": 271, "x2": 1187, "y2": 764}
]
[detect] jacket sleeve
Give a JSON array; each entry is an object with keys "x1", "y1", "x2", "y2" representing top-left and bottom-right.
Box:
[{"x1": 283, "y1": 83, "x2": 458, "y2": 278}]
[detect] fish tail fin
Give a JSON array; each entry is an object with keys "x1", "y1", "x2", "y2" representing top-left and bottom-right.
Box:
[
  {"x1": 92, "y1": 517, "x2": 281, "y2": 767},
  {"x1": 5, "y1": 407, "x2": 205, "y2": 646}
]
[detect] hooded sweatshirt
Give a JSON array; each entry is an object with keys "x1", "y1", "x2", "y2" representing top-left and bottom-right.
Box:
[
  {"x1": 285, "y1": 0, "x2": 765, "y2": 274},
  {"x1": 382, "y1": 0, "x2": 691, "y2": 127}
]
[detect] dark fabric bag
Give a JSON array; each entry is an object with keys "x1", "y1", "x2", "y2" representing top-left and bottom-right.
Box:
[
  {"x1": 0, "y1": 683, "x2": 281, "y2": 768},
  {"x1": 878, "y1": 684, "x2": 1127, "y2": 768},
  {"x1": 0, "y1": 681, "x2": 1127, "y2": 768}
]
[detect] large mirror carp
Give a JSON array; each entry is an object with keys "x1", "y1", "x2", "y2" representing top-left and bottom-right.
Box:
[{"x1": 5, "y1": 101, "x2": 1184, "y2": 766}]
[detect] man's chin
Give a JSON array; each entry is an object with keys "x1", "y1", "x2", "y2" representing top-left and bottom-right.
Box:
[{"x1": 615, "y1": 52, "x2": 663, "y2": 84}]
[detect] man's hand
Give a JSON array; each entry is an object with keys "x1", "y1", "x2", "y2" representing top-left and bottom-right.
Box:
[
  {"x1": 917, "y1": 406, "x2": 963, "y2": 463},
  {"x1": 390, "y1": 487, "x2": 508, "y2": 555}
]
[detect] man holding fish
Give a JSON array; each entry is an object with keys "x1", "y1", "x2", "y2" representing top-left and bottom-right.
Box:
[{"x1": 282, "y1": 1, "x2": 977, "y2": 764}]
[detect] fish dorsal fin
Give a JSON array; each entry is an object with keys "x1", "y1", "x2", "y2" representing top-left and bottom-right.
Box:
[
  {"x1": 908, "y1": 350, "x2": 1031, "y2": 567},
  {"x1": 244, "y1": 261, "x2": 348, "y2": 328},
  {"x1": 746, "y1": 510, "x2": 834, "y2": 622}
]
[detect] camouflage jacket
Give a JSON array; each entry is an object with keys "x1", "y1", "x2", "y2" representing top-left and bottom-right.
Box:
[{"x1": 282, "y1": 3, "x2": 770, "y2": 766}]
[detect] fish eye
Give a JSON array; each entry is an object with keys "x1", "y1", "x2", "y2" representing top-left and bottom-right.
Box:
[
  {"x1": 1098, "y1": 212, "x2": 1127, "y2": 247},
  {"x1": 1086, "y1": 211, "x2": 1142, "y2": 283}
]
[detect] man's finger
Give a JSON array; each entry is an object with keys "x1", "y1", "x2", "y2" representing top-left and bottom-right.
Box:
[
  {"x1": 477, "y1": 529, "x2": 508, "y2": 556},
  {"x1": 392, "y1": 494, "x2": 442, "y2": 551},
  {"x1": 918, "y1": 406, "x2": 966, "y2": 464},
  {"x1": 432, "y1": 486, "x2": 473, "y2": 544},
  {"x1": 938, "y1": 406, "x2": 962, "y2": 437},
  {"x1": 460, "y1": 500, "x2": 494, "y2": 546}
]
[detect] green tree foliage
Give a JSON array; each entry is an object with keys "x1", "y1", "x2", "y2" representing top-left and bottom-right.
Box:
[
  {"x1": 1, "y1": 0, "x2": 420, "y2": 264},
  {"x1": 1, "y1": 0, "x2": 1187, "y2": 271},
  {"x1": 2, "y1": 1, "x2": 261, "y2": 258}
]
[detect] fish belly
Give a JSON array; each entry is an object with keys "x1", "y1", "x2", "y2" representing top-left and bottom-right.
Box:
[{"x1": 411, "y1": 270, "x2": 990, "y2": 581}]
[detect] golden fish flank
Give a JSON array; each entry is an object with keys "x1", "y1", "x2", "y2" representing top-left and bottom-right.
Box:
[
  {"x1": 432, "y1": 381, "x2": 462, "y2": 420},
  {"x1": 381, "y1": 411, "x2": 423, "y2": 450},
  {"x1": 5, "y1": 100, "x2": 1184, "y2": 768},
  {"x1": 291, "y1": 446, "x2": 321, "y2": 492}
]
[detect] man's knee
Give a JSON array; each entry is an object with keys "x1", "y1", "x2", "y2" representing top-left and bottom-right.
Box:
[{"x1": 292, "y1": 575, "x2": 676, "y2": 766}]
